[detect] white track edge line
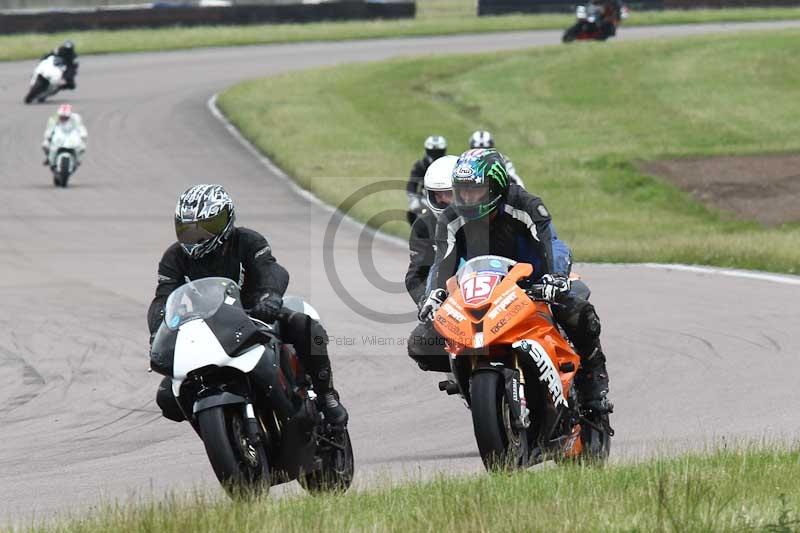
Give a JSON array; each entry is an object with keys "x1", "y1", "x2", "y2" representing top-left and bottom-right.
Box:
[
  {"x1": 207, "y1": 94, "x2": 407, "y2": 248},
  {"x1": 208, "y1": 95, "x2": 800, "y2": 287}
]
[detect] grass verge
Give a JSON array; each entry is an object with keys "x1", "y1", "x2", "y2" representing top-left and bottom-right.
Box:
[
  {"x1": 3, "y1": 5, "x2": 800, "y2": 62},
  {"x1": 217, "y1": 29, "x2": 800, "y2": 274},
  {"x1": 22, "y1": 447, "x2": 800, "y2": 532}
]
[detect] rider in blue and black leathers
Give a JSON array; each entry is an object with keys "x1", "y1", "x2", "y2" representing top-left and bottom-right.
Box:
[{"x1": 413, "y1": 149, "x2": 612, "y2": 413}]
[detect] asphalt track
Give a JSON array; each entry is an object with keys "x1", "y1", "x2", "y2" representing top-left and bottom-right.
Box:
[{"x1": 1, "y1": 20, "x2": 800, "y2": 525}]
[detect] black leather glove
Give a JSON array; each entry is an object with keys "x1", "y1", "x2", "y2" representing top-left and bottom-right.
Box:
[
  {"x1": 251, "y1": 292, "x2": 283, "y2": 323},
  {"x1": 539, "y1": 273, "x2": 571, "y2": 302}
]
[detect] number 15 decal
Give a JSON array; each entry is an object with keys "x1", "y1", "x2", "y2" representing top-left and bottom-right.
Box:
[{"x1": 461, "y1": 273, "x2": 500, "y2": 305}]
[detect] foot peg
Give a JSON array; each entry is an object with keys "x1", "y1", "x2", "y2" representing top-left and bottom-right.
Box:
[{"x1": 438, "y1": 380, "x2": 459, "y2": 395}]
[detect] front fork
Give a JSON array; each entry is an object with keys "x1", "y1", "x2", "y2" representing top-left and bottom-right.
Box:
[
  {"x1": 501, "y1": 354, "x2": 530, "y2": 431},
  {"x1": 244, "y1": 402, "x2": 262, "y2": 446},
  {"x1": 499, "y1": 357, "x2": 531, "y2": 467}
]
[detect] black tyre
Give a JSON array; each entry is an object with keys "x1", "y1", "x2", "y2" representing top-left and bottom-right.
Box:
[
  {"x1": 580, "y1": 412, "x2": 611, "y2": 463},
  {"x1": 562, "y1": 25, "x2": 579, "y2": 43},
  {"x1": 58, "y1": 157, "x2": 71, "y2": 188},
  {"x1": 299, "y1": 428, "x2": 355, "y2": 494},
  {"x1": 198, "y1": 405, "x2": 270, "y2": 497},
  {"x1": 470, "y1": 371, "x2": 527, "y2": 470},
  {"x1": 24, "y1": 76, "x2": 48, "y2": 104}
]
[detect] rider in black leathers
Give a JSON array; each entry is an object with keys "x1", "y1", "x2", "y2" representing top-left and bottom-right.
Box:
[
  {"x1": 407, "y1": 135, "x2": 447, "y2": 225},
  {"x1": 413, "y1": 149, "x2": 613, "y2": 413},
  {"x1": 148, "y1": 184, "x2": 348, "y2": 425},
  {"x1": 406, "y1": 155, "x2": 459, "y2": 307},
  {"x1": 41, "y1": 40, "x2": 78, "y2": 90}
]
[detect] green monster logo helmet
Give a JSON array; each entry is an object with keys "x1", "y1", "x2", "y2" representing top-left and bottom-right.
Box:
[{"x1": 451, "y1": 149, "x2": 509, "y2": 220}]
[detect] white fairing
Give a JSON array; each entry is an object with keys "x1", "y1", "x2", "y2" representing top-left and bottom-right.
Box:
[
  {"x1": 54, "y1": 152, "x2": 75, "y2": 175},
  {"x1": 32, "y1": 56, "x2": 64, "y2": 86},
  {"x1": 576, "y1": 5, "x2": 587, "y2": 19},
  {"x1": 302, "y1": 301, "x2": 321, "y2": 320},
  {"x1": 48, "y1": 127, "x2": 85, "y2": 166},
  {"x1": 171, "y1": 318, "x2": 265, "y2": 397}
]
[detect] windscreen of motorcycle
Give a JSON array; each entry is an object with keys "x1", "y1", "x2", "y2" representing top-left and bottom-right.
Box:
[
  {"x1": 164, "y1": 277, "x2": 241, "y2": 330},
  {"x1": 456, "y1": 255, "x2": 517, "y2": 306}
]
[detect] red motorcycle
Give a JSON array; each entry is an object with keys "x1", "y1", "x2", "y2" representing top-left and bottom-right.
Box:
[{"x1": 563, "y1": 2, "x2": 628, "y2": 43}]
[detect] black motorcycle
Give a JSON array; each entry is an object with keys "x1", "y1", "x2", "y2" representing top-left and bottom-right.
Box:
[{"x1": 149, "y1": 277, "x2": 354, "y2": 496}]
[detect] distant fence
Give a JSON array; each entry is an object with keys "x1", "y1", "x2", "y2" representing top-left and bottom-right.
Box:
[
  {"x1": 478, "y1": 0, "x2": 800, "y2": 15},
  {"x1": 0, "y1": 1, "x2": 415, "y2": 34}
]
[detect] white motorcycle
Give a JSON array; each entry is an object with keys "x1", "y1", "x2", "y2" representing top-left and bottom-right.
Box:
[
  {"x1": 149, "y1": 277, "x2": 354, "y2": 496},
  {"x1": 24, "y1": 56, "x2": 66, "y2": 104},
  {"x1": 48, "y1": 125, "x2": 84, "y2": 187}
]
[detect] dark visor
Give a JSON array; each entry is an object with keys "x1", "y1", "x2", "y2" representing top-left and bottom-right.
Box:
[{"x1": 175, "y1": 210, "x2": 229, "y2": 245}]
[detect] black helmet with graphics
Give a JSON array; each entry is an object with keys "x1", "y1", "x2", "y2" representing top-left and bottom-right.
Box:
[
  {"x1": 174, "y1": 184, "x2": 236, "y2": 259},
  {"x1": 451, "y1": 148, "x2": 509, "y2": 220}
]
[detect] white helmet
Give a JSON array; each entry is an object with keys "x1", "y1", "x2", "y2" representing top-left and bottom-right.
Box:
[
  {"x1": 469, "y1": 130, "x2": 495, "y2": 149},
  {"x1": 423, "y1": 155, "x2": 457, "y2": 215}
]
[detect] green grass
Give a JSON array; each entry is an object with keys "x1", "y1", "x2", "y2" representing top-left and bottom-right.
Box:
[
  {"x1": 217, "y1": 29, "x2": 800, "y2": 274},
  {"x1": 3, "y1": 4, "x2": 800, "y2": 62},
  {"x1": 22, "y1": 447, "x2": 800, "y2": 532}
]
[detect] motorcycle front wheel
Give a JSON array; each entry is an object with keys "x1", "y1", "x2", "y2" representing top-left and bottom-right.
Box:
[
  {"x1": 58, "y1": 157, "x2": 70, "y2": 187},
  {"x1": 198, "y1": 405, "x2": 270, "y2": 497},
  {"x1": 24, "y1": 76, "x2": 48, "y2": 104},
  {"x1": 470, "y1": 371, "x2": 528, "y2": 470},
  {"x1": 562, "y1": 25, "x2": 579, "y2": 43}
]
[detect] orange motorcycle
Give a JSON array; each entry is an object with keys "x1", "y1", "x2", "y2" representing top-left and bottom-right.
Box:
[{"x1": 433, "y1": 255, "x2": 612, "y2": 469}]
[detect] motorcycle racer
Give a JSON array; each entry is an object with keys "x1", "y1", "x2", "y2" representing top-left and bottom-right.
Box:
[
  {"x1": 406, "y1": 155, "x2": 458, "y2": 307},
  {"x1": 40, "y1": 40, "x2": 78, "y2": 90},
  {"x1": 407, "y1": 135, "x2": 447, "y2": 225},
  {"x1": 417, "y1": 149, "x2": 613, "y2": 413},
  {"x1": 147, "y1": 184, "x2": 348, "y2": 425},
  {"x1": 42, "y1": 104, "x2": 87, "y2": 166},
  {"x1": 468, "y1": 130, "x2": 524, "y2": 188}
]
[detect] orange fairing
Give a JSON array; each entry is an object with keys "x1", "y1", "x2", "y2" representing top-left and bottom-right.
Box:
[{"x1": 434, "y1": 262, "x2": 580, "y2": 394}]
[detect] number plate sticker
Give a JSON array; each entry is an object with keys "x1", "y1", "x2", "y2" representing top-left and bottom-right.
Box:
[{"x1": 460, "y1": 272, "x2": 501, "y2": 305}]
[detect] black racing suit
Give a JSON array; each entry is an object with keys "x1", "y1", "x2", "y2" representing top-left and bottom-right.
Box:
[
  {"x1": 593, "y1": 0, "x2": 623, "y2": 36},
  {"x1": 407, "y1": 185, "x2": 607, "y2": 385},
  {"x1": 405, "y1": 207, "x2": 437, "y2": 307},
  {"x1": 406, "y1": 156, "x2": 435, "y2": 225},
  {"x1": 147, "y1": 227, "x2": 336, "y2": 422},
  {"x1": 42, "y1": 50, "x2": 78, "y2": 90}
]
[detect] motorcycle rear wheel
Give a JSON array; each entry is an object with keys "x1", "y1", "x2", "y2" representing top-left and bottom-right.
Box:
[
  {"x1": 299, "y1": 427, "x2": 355, "y2": 494},
  {"x1": 198, "y1": 405, "x2": 270, "y2": 498},
  {"x1": 470, "y1": 371, "x2": 528, "y2": 470},
  {"x1": 580, "y1": 412, "x2": 611, "y2": 463}
]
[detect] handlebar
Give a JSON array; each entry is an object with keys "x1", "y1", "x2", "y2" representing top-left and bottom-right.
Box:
[
  {"x1": 524, "y1": 284, "x2": 567, "y2": 307},
  {"x1": 525, "y1": 284, "x2": 549, "y2": 302}
]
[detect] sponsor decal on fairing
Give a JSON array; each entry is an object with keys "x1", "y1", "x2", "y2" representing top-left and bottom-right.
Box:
[{"x1": 513, "y1": 340, "x2": 568, "y2": 408}]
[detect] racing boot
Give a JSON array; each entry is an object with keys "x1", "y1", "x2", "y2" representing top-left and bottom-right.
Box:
[
  {"x1": 311, "y1": 366, "x2": 348, "y2": 426},
  {"x1": 575, "y1": 346, "x2": 613, "y2": 413}
]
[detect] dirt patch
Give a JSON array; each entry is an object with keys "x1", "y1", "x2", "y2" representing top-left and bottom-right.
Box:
[{"x1": 639, "y1": 154, "x2": 800, "y2": 226}]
